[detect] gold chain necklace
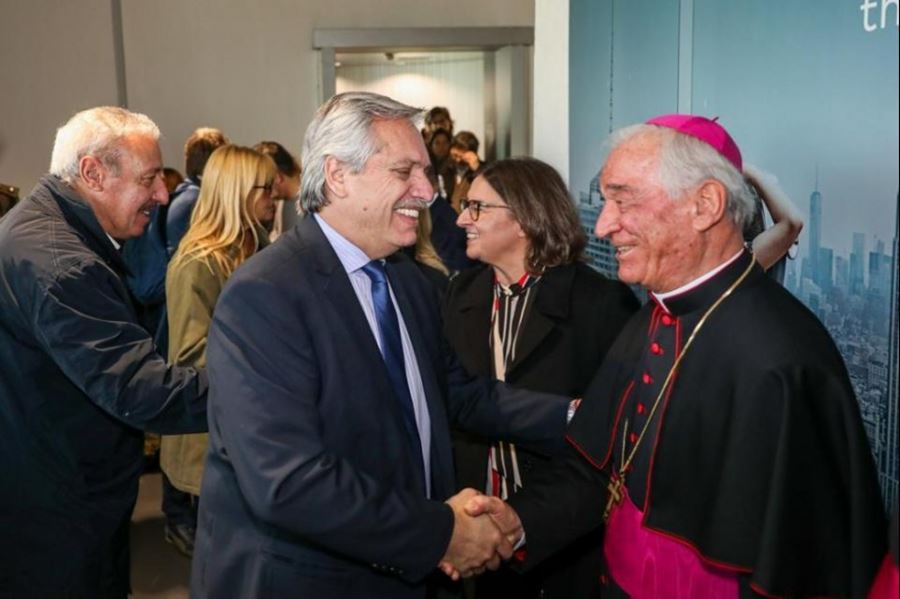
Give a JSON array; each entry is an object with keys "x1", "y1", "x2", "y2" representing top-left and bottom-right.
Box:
[{"x1": 602, "y1": 255, "x2": 757, "y2": 523}]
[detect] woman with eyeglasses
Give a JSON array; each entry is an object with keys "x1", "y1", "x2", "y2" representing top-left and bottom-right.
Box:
[
  {"x1": 159, "y1": 145, "x2": 277, "y2": 553},
  {"x1": 444, "y1": 157, "x2": 639, "y2": 599}
]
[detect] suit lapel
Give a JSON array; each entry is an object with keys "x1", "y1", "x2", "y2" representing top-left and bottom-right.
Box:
[
  {"x1": 299, "y1": 219, "x2": 426, "y2": 489},
  {"x1": 301, "y1": 218, "x2": 385, "y2": 364},
  {"x1": 454, "y1": 267, "x2": 494, "y2": 376},
  {"x1": 384, "y1": 256, "x2": 451, "y2": 494},
  {"x1": 506, "y1": 265, "x2": 574, "y2": 379}
]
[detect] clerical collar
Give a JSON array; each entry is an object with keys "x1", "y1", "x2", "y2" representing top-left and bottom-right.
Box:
[
  {"x1": 651, "y1": 249, "x2": 749, "y2": 316},
  {"x1": 106, "y1": 234, "x2": 121, "y2": 251}
]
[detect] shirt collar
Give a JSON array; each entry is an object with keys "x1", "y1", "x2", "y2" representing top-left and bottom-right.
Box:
[
  {"x1": 651, "y1": 249, "x2": 746, "y2": 315},
  {"x1": 314, "y1": 213, "x2": 372, "y2": 274}
]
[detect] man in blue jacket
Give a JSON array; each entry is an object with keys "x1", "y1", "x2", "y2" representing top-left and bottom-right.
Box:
[
  {"x1": 165, "y1": 127, "x2": 228, "y2": 256},
  {"x1": 0, "y1": 106, "x2": 208, "y2": 598}
]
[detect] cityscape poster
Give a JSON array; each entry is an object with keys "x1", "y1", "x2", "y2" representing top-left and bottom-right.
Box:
[{"x1": 570, "y1": 0, "x2": 899, "y2": 507}]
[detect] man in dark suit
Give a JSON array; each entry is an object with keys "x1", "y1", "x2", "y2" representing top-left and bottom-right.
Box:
[{"x1": 190, "y1": 92, "x2": 571, "y2": 599}]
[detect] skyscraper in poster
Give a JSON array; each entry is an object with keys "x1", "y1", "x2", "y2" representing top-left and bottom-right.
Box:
[{"x1": 882, "y1": 192, "x2": 899, "y2": 508}]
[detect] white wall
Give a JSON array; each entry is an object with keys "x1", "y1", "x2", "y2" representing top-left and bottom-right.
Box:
[
  {"x1": 494, "y1": 45, "x2": 532, "y2": 159},
  {"x1": 0, "y1": 0, "x2": 121, "y2": 193},
  {"x1": 532, "y1": 0, "x2": 569, "y2": 183},
  {"x1": 337, "y1": 53, "x2": 486, "y2": 146},
  {"x1": 0, "y1": 0, "x2": 534, "y2": 193},
  {"x1": 121, "y1": 0, "x2": 532, "y2": 171}
]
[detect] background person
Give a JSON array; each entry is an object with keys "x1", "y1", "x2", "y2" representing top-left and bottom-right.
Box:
[
  {"x1": 254, "y1": 140, "x2": 302, "y2": 240},
  {"x1": 424, "y1": 156, "x2": 474, "y2": 275},
  {"x1": 166, "y1": 127, "x2": 229, "y2": 256},
  {"x1": 743, "y1": 164, "x2": 804, "y2": 281},
  {"x1": 429, "y1": 128, "x2": 455, "y2": 201},
  {"x1": 159, "y1": 144, "x2": 277, "y2": 557},
  {"x1": 422, "y1": 105, "x2": 454, "y2": 146},
  {"x1": 163, "y1": 166, "x2": 184, "y2": 195},
  {"x1": 449, "y1": 130, "x2": 483, "y2": 213},
  {"x1": 0, "y1": 181, "x2": 19, "y2": 217}
]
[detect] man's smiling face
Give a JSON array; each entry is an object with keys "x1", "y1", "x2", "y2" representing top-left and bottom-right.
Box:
[
  {"x1": 335, "y1": 118, "x2": 434, "y2": 259},
  {"x1": 595, "y1": 132, "x2": 697, "y2": 293}
]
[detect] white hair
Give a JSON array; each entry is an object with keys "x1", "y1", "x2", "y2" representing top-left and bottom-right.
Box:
[
  {"x1": 49, "y1": 106, "x2": 160, "y2": 183},
  {"x1": 300, "y1": 92, "x2": 423, "y2": 213},
  {"x1": 607, "y1": 123, "x2": 755, "y2": 229}
]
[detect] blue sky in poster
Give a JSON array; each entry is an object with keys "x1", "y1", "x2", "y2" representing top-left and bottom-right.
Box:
[
  {"x1": 570, "y1": 0, "x2": 898, "y2": 257},
  {"x1": 569, "y1": 0, "x2": 680, "y2": 198},
  {"x1": 569, "y1": 0, "x2": 899, "y2": 505},
  {"x1": 691, "y1": 0, "x2": 899, "y2": 258}
]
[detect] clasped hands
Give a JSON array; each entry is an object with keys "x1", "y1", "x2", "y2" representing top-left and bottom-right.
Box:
[{"x1": 438, "y1": 488, "x2": 523, "y2": 580}]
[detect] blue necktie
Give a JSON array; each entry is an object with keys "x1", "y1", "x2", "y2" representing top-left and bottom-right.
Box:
[{"x1": 361, "y1": 261, "x2": 425, "y2": 484}]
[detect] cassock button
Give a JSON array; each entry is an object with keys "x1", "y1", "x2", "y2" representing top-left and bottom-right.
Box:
[
  {"x1": 629, "y1": 431, "x2": 638, "y2": 444},
  {"x1": 637, "y1": 403, "x2": 646, "y2": 415},
  {"x1": 650, "y1": 342, "x2": 663, "y2": 355},
  {"x1": 600, "y1": 574, "x2": 609, "y2": 586},
  {"x1": 642, "y1": 372, "x2": 653, "y2": 385},
  {"x1": 661, "y1": 314, "x2": 674, "y2": 326}
]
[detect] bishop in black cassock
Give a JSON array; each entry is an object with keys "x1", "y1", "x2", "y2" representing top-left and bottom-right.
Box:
[{"x1": 456, "y1": 115, "x2": 887, "y2": 598}]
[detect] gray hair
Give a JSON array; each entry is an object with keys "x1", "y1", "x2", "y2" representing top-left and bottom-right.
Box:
[
  {"x1": 300, "y1": 92, "x2": 423, "y2": 213},
  {"x1": 50, "y1": 106, "x2": 160, "y2": 184},
  {"x1": 607, "y1": 123, "x2": 755, "y2": 229}
]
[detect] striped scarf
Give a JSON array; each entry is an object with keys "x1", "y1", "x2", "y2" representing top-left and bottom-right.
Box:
[{"x1": 486, "y1": 271, "x2": 541, "y2": 499}]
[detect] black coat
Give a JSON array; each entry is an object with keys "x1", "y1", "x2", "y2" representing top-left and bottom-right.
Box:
[
  {"x1": 0, "y1": 176, "x2": 208, "y2": 598},
  {"x1": 190, "y1": 216, "x2": 569, "y2": 599},
  {"x1": 442, "y1": 262, "x2": 639, "y2": 597},
  {"x1": 509, "y1": 251, "x2": 887, "y2": 598}
]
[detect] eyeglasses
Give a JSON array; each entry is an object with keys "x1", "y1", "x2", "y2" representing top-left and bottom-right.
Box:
[
  {"x1": 459, "y1": 198, "x2": 512, "y2": 221},
  {"x1": 253, "y1": 182, "x2": 274, "y2": 195}
]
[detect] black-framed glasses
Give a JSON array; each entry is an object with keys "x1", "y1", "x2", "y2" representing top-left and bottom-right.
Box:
[
  {"x1": 460, "y1": 198, "x2": 512, "y2": 221},
  {"x1": 252, "y1": 182, "x2": 274, "y2": 195}
]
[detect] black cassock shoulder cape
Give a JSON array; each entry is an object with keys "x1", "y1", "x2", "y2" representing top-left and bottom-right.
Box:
[{"x1": 510, "y1": 251, "x2": 887, "y2": 598}]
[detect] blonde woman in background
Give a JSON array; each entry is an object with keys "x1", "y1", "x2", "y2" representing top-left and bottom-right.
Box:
[
  {"x1": 159, "y1": 145, "x2": 276, "y2": 556},
  {"x1": 410, "y1": 207, "x2": 452, "y2": 292}
]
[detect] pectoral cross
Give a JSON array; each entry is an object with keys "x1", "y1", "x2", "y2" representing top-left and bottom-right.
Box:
[{"x1": 603, "y1": 473, "x2": 625, "y2": 523}]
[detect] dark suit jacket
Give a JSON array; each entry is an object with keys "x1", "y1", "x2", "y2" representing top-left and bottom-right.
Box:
[
  {"x1": 191, "y1": 216, "x2": 569, "y2": 599},
  {"x1": 442, "y1": 262, "x2": 638, "y2": 598}
]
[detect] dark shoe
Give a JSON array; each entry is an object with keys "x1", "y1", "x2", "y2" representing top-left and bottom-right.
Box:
[{"x1": 164, "y1": 522, "x2": 195, "y2": 557}]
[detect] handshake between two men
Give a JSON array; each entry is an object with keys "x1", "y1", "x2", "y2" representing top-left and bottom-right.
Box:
[{"x1": 439, "y1": 488, "x2": 524, "y2": 580}]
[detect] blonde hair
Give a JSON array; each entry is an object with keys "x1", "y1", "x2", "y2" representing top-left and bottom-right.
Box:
[
  {"x1": 170, "y1": 145, "x2": 276, "y2": 277},
  {"x1": 415, "y1": 209, "x2": 449, "y2": 275}
]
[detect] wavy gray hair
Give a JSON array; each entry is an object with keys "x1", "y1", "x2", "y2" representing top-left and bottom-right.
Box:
[
  {"x1": 300, "y1": 92, "x2": 423, "y2": 213},
  {"x1": 607, "y1": 123, "x2": 755, "y2": 229},
  {"x1": 50, "y1": 106, "x2": 160, "y2": 184}
]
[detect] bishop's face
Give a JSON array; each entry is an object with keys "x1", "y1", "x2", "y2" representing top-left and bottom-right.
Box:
[{"x1": 594, "y1": 133, "x2": 697, "y2": 293}]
